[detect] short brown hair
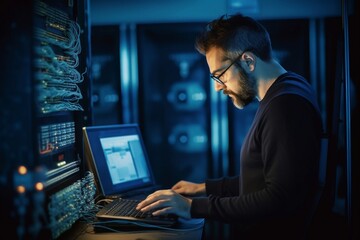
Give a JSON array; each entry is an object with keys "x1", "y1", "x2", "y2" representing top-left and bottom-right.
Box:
[{"x1": 195, "y1": 14, "x2": 272, "y2": 61}]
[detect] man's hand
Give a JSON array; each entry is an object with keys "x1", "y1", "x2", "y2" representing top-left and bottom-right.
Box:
[
  {"x1": 136, "y1": 189, "x2": 192, "y2": 219},
  {"x1": 171, "y1": 180, "x2": 206, "y2": 197}
]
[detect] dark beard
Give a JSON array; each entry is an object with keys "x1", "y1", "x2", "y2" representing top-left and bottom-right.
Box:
[{"x1": 224, "y1": 65, "x2": 256, "y2": 108}]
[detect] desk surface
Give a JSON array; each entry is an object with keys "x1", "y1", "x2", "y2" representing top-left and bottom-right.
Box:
[{"x1": 59, "y1": 219, "x2": 204, "y2": 240}]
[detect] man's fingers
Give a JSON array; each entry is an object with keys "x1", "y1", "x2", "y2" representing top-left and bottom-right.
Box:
[
  {"x1": 137, "y1": 198, "x2": 171, "y2": 212},
  {"x1": 152, "y1": 207, "x2": 172, "y2": 216},
  {"x1": 136, "y1": 191, "x2": 163, "y2": 209},
  {"x1": 137, "y1": 201, "x2": 158, "y2": 212}
]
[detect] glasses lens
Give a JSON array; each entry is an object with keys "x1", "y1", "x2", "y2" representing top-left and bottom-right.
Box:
[{"x1": 210, "y1": 75, "x2": 223, "y2": 85}]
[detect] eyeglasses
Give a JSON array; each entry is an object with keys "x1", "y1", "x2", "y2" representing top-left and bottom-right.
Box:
[{"x1": 210, "y1": 53, "x2": 243, "y2": 85}]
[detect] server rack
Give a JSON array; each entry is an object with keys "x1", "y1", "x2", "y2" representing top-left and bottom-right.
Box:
[
  {"x1": 90, "y1": 25, "x2": 122, "y2": 126},
  {"x1": 0, "y1": 0, "x2": 93, "y2": 238},
  {"x1": 136, "y1": 23, "x2": 211, "y2": 189}
]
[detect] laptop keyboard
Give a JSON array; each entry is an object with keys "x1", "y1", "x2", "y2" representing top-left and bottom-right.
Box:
[
  {"x1": 97, "y1": 198, "x2": 177, "y2": 226},
  {"x1": 105, "y1": 198, "x2": 151, "y2": 218}
]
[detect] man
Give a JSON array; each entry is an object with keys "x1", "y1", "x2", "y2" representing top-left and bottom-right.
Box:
[{"x1": 136, "y1": 13, "x2": 323, "y2": 239}]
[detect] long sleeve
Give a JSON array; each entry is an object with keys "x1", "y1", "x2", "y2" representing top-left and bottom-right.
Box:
[
  {"x1": 191, "y1": 176, "x2": 239, "y2": 218},
  {"x1": 206, "y1": 176, "x2": 240, "y2": 197}
]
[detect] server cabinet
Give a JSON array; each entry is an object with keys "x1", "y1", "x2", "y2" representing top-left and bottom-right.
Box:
[
  {"x1": 137, "y1": 23, "x2": 211, "y2": 188},
  {"x1": 0, "y1": 0, "x2": 93, "y2": 238},
  {"x1": 91, "y1": 25, "x2": 122, "y2": 125}
]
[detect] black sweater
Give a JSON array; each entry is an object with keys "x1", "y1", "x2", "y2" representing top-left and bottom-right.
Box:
[{"x1": 191, "y1": 72, "x2": 323, "y2": 239}]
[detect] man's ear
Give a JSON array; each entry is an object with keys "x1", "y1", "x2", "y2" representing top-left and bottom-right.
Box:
[{"x1": 241, "y1": 52, "x2": 255, "y2": 72}]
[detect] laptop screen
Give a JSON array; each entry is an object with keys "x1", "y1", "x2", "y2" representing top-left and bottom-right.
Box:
[{"x1": 83, "y1": 124, "x2": 155, "y2": 197}]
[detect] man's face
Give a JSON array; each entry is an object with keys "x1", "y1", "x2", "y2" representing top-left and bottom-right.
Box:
[{"x1": 206, "y1": 48, "x2": 256, "y2": 109}]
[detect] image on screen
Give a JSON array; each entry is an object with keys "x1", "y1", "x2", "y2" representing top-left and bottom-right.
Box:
[{"x1": 99, "y1": 134, "x2": 150, "y2": 185}]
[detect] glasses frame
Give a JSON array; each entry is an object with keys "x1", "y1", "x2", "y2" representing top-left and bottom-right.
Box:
[{"x1": 210, "y1": 53, "x2": 244, "y2": 85}]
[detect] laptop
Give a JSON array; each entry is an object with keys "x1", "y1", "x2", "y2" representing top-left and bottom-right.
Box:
[{"x1": 83, "y1": 124, "x2": 177, "y2": 226}]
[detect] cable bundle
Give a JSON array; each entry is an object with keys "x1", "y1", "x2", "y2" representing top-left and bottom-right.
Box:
[{"x1": 34, "y1": 0, "x2": 85, "y2": 114}]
